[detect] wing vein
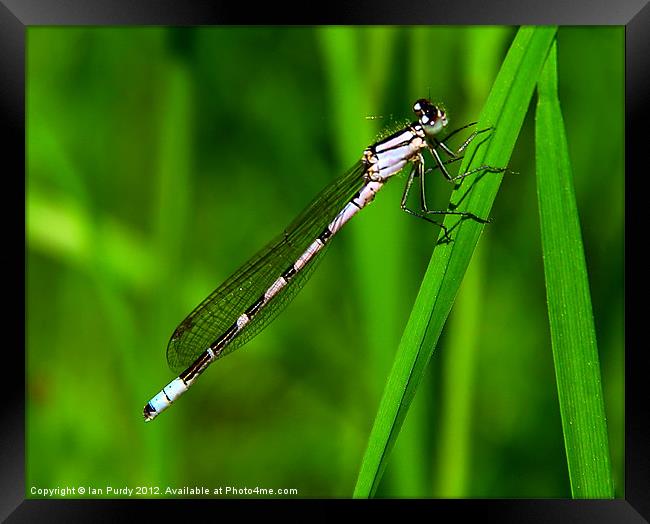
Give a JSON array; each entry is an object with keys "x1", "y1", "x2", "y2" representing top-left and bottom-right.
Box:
[{"x1": 166, "y1": 161, "x2": 368, "y2": 372}]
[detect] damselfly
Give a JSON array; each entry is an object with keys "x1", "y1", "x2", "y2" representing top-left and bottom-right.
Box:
[{"x1": 143, "y1": 98, "x2": 502, "y2": 422}]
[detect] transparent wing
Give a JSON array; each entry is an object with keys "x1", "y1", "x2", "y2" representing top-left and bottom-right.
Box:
[{"x1": 166, "y1": 161, "x2": 368, "y2": 373}]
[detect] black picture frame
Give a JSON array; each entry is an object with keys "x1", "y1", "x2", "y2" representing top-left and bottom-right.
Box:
[{"x1": 2, "y1": 0, "x2": 645, "y2": 520}]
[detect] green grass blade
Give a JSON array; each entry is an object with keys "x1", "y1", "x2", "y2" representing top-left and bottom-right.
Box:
[
  {"x1": 434, "y1": 243, "x2": 484, "y2": 497},
  {"x1": 352, "y1": 26, "x2": 558, "y2": 498},
  {"x1": 535, "y1": 41, "x2": 614, "y2": 498}
]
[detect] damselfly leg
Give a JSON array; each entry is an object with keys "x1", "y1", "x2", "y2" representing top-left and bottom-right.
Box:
[
  {"x1": 400, "y1": 123, "x2": 506, "y2": 241},
  {"x1": 431, "y1": 125, "x2": 498, "y2": 182},
  {"x1": 400, "y1": 156, "x2": 483, "y2": 241}
]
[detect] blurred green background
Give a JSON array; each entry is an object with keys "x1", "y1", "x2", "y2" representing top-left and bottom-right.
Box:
[{"x1": 26, "y1": 26, "x2": 623, "y2": 498}]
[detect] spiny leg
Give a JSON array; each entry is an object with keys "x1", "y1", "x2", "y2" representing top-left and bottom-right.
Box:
[
  {"x1": 428, "y1": 128, "x2": 486, "y2": 182},
  {"x1": 400, "y1": 159, "x2": 452, "y2": 240},
  {"x1": 422, "y1": 156, "x2": 510, "y2": 183},
  {"x1": 418, "y1": 155, "x2": 492, "y2": 225},
  {"x1": 434, "y1": 124, "x2": 492, "y2": 159},
  {"x1": 430, "y1": 144, "x2": 455, "y2": 182},
  {"x1": 438, "y1": 121, "x2": 479, "y2": 150},
  {"x1": 448, "y1": 164, "x2": 510, "y2": 182},
  {"x1": 421, "y1": 154, "x2": 495, "y2": 224},
  {"x1": 400, "y1": 158, "x2": 488, "y2": 242},
  {"x1": 402, "y1": 122, "x2": 510, "y2": 233},
  {"x1": 431, "y1": 125, "x2": 514, "y2": 185},
  {"x1": 450, "y1": 126, "x2": 494, "y2": 156}
]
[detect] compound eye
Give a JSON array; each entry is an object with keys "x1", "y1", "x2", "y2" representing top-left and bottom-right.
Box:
[{"x1": 412, "y1": 98, "x2": 429, "y2": 116}]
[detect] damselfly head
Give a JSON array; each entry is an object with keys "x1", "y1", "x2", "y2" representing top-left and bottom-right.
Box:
[{"x1": 413, "y1": 98, "x2": 448, "y2": 136}]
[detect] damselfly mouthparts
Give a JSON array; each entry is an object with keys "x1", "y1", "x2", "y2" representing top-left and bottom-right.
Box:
[{"x1": 143, "y1": 98, "x2": 503, "y2": 422}]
